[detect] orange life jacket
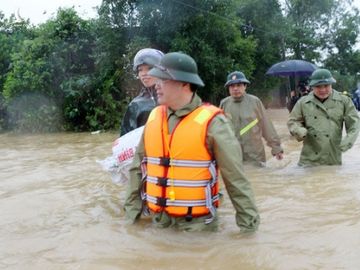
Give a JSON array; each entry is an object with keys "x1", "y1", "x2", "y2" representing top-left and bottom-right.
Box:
[{"x1": 142, "y1": 104, "x2": 222, "y2": 222}]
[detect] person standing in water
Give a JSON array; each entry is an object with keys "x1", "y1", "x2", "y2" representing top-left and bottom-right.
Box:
[
  {"x1": 124, "y1": 52, "x2": 259, "y2": 232},
  {"x1": 287, "y1": 68, "x2": 360, "y2": 166},
  {"x1": 120, "y1": 48, "x2": 164, "y2": 136},
  {"x1": 219, "y1": 71, "x2": 284, "y2": 166}
]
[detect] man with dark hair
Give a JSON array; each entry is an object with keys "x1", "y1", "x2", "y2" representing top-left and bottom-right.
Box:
[
  {"x1": 287, "y1": 81, "x2": 310, "y2": 113},
  {"x1": 124, "y1": 52, "x2": 259, "y2": 232}
]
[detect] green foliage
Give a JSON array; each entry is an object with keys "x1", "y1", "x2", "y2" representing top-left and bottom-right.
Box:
[
  {"x1": 324, "y1": 8, "x2": 360, "y2": 77},
  {"x1": 283, "y1": 0, "x2": 334, "y2": 60},
  {"x1": 331, "y1": 71, "x2": 358, "y2": 94},
  {"x1": 0, "y1": 12, "x2": 34, "y2": 132},
  {"x1": 6, "y1": 92, "x2": 62, "y2": 133},
  {"x1": 61, "y1": 74, "x2": 124, "y2": 131},
  {"x1": 3, "y1": 8, "x2": 125, "y2": 132},
  {"x1": 129, "y1": 0, "x2": 257, "y2": 103},
  {"x1": 1, "y1": 1, "x2": 360, "y2": 132},
  {"x1": 0, "y1": 13, "x2": 34, "y2": 90},
  {"x1": 235, "y1": 0, "x2": 285, "y2": 99},
  {"x1": 0, "y1": 93, "x2": 7, "y2": 131}
]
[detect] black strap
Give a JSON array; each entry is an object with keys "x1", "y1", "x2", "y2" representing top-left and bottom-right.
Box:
[
  {"x1": 156, "y1": 197, "x2": 167, "y2": 207},
  {"x1": 157, "y1": 177, "x2": 168, "y2": 187},
  {"x1": 159, "y1": 157, "x2": 170, "y2": 166},
  {"x1": 185, "y1": 207, "x2": 193, "y2": 222}
]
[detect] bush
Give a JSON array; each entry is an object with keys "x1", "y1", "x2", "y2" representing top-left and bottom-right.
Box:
[{"x1": 7, "y1": 92, "x2": 62, "y2": 133}]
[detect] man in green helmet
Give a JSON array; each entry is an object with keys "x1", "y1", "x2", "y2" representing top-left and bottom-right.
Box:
[
  {"x1": 124, "y1": 52, "x2": 259, "y2": 232},
  {"x1": 287, "y1": 68, "x2": 360, "y2": 166},
  {"x1": 219, "y1": 71, "x2": 284, "y2": 166}
]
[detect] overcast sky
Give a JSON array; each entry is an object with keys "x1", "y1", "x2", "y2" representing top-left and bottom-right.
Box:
[
  {"x1": 1, "y1": 0, "x2": 360, "y2": 25},
  {"x1": 0, "y1": 0, "x2": 102, "y2": 25}
]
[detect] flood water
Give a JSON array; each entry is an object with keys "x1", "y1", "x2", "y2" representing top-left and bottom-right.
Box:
[{"x1": 1, "y1": 108, "x2": 360, "y2": 270}]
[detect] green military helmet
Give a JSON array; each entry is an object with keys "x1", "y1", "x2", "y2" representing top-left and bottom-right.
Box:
[
  {"x1": 148, "y1": 52, "x2": 204, "y2": 87},
  {"x1": 309, "y1": 68, "x2": 336, "y2": 87},
  {"x1": 224, "y1": 71, "x2": 250, "y2": 87}
]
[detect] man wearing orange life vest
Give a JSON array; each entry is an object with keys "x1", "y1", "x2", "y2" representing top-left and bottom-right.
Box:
[{"x1": 124, "y1": 52, "x2": 260, "y2": 232}]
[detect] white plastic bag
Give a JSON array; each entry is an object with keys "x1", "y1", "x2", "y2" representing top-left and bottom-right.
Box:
[{"x1": 97, "y1": 126, "x2": 144, "y2": 184}]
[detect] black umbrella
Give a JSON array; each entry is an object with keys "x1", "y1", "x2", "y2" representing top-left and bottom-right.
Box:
[{"x1": 266, "y1": 59, "x2": 317, "y2": 77}]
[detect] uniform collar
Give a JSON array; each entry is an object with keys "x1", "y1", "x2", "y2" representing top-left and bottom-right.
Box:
[
  {"x1": 305, "y1": 89, "x2": 341, "y2": 103},
  {"x1": 167, "y1": 93, "x2": 202, "y2": 118},
  {"x1": 231, "y1": 94, "x2": 245, "y2": 103}
]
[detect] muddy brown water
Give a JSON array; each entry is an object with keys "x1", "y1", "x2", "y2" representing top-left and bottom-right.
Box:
[{"x1": 1, "y1": 109, "x2": 360, "y2": 270}]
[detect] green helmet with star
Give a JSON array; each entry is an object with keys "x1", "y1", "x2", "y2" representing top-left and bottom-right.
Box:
[
  {"x1": 309, "y1": 69, "x2": 336, "y2": 87},
  {"x1": 224, "y1": 71, "x2": 250, "y2": 87}
]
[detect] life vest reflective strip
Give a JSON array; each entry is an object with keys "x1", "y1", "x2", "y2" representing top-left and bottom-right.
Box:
[
  {"x1": 144, "y1": 157, "x2": 212, "y2": 167},
  {"x1": 143, "y1": 104, "x2": 222, "y2": 220},
  {"x1": 146, "y1": 194, "x2": 220, "y2": 206},
  {"x1": 146, "y1": 176, "x2": 210, "y2": 187}
]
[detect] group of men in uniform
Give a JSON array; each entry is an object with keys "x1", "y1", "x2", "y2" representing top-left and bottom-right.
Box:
[{"x1": 120, "y1": 49, "x2": 360, "y2": 233}]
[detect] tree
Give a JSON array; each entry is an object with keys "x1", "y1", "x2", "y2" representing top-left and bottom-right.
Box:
[
  {"x1": 0, "y1": 12, "x2": 33, "y2": 131},
  {"x1": 127, "y1": 0, "x2": 257, "y2": 103},
  {"x1": 235, "y1": 0, "x2": 286, "y2": 102},
  {"x1": 324, "y1": 5, "x2": 360, "y2": 75},
  {"x1": 3, "y1": 8, "x2": 117, "y2": 132},
  {"x1": 282, "y1": 0, "x2": 336, "y2": 61}
]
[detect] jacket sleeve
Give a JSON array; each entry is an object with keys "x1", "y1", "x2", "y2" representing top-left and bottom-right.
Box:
[
  {"x1": 124, "y1": 132, "x2": 145, "y2": 222},
  {"x1": 120, "y1": 101, "x2": 140, "y2": 136},
  {"x1": 256, "y1": 99, "x2": 283, "y2": 155},
  {"x1": 287, "y1": 100, "x2": 308, "y2": 141},
  {"x1": 219, "y1": 99, "x2": 225, "y2": 110},
  {"x1": 207, "y1": 114, "x2": 260, "y2": 232},
  {"x1": 340, "y1": 98, "x2": 360, "y2": 152}
]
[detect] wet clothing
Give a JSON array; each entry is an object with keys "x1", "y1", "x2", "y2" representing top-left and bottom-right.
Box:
[
  {"x1": 287, "y1": 90, "x2": 360, "y2": 166},
  {"x1": 124, "y1": 94, "x2": 260, "y2": 232},
  {"x1": 287, "y1": 95, "x2": 300, "y2": 113},
  {"x1": 143, "y1": 104, "x2": 221, "y2": 219},
  {"x1": 120, "y1": 87, "x2": 157, "y2": 136},
  {"x1": 353, "y1": 89, "x2": 360, "y2": 111},
  {"x1": 219, "y1": 94, "x2": 283, "y2": 166}
]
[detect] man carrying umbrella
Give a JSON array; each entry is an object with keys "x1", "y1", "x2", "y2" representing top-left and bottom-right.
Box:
[
  {"x1": 265, "y1": 59, "x2": 316, "y2": 110},
  {"x1": 220, "y1": 71, "x2": 284, "y2": 166},
  {"x1": 287, "y1": 81, "x2": 310, "y2": 112},
  {"x1": 287, "y1": 69, "x2": 360, "y2": 166}
]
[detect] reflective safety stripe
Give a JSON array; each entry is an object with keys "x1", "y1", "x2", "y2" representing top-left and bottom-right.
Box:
[
  {"x1": 205, "y1": 183, "x2": 216, "y2": 224},
  {"x1": 146, "y1": 194, "x2": 220, "y2": 207},
  {"x1": 208, "y1": 161, "x2": 217, "y2": 186},
  {"x1": 144, "y1": 156, "x2": 213, "y2": 167},
  {"x1": 146, "y1": 176, "x2": 210, "y2": 187},
  {"x1": 239, "y1": 118, "x2": 259, "y2": 136}
]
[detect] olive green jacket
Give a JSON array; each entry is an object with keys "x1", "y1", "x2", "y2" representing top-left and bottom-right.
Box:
[
  {"x1": 124, "y1": 94, "x2": 260, "y2": 232},
  {"x1": 287, "y1": 89, "x2": 360, "y2": 166},
  {"x1": 219, "y1": 94, "x2": 283, "y2": 164}
]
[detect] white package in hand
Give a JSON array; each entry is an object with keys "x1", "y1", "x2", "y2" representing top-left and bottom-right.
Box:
[{"x1": 97, "y1": 126, "x2": 144, "y2": 184}]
